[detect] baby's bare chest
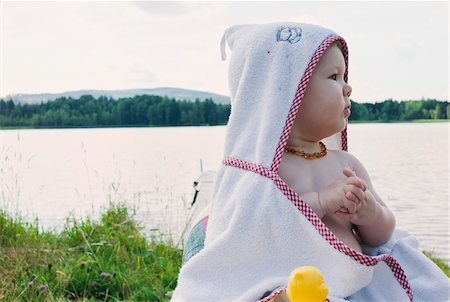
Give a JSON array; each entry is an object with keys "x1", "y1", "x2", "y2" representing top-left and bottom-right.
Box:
[
  {"x1": 279, "y1": 151, "x2": 351, "y2": 193},
  {"x1": 279, "y1": 152, "x2": 362, "y2": 252}
]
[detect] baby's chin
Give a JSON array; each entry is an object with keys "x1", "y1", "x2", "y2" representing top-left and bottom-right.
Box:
[
  {"x1": 342, "y1": 112, "x2": 350, "y2": 124},
  {"x1": 335, "y1": 118, "x2": 348, "y2": 134}
]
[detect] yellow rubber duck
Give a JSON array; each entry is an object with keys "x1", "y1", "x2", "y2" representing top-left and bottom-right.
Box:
[{"x1": 286, "y1": 266, "x2": 328, "y2": 302}]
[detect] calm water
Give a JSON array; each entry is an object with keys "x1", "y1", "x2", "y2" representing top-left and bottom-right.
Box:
[{"x1": 0, "y1": 123, "x2": 448, "y2": 261}]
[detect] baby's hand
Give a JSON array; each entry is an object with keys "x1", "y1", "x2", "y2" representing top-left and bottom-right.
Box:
[
  {"x1": 335, "y1": 168, "x2": 367, "y2": 220},
  {"x1": 318, "y1": 171, "x2": 364, "y2": 217},
  {"x1": 343, "y1": 168, "x2": 367, "y2": 189},
  {"x1": 343, "y1": 168, "x2": 367, "y2": 203},
  {"x1": 335, "y1": 168, "x2": 369, "y2": 221}
]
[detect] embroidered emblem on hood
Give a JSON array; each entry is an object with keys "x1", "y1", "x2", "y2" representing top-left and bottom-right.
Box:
[{"x1": 277, "y1": 27, "x2": 302, "y2": 44}]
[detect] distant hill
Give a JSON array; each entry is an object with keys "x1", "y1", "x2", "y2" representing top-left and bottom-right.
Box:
[{"x1": 2, "y1": 87, "x2": 231, "y2": 105}]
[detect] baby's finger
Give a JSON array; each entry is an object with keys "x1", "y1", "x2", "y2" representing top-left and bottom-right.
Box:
[
  {"x1": 345, "y1": 191, "x2": 359, "y2": 203},
  {"x1": 349, "y1": 186, "x2": 365, "y2": 203},
  {"x1": 343, "y1": 168, "x2": 356, "y2": 178},
  {"x1": 346, "y1": 177, "x2": 366, "y2": 191},
  {"x1": 344, "y1": 184, "x2": 363, "y2": 203},
  {"x1": 335, "y1": 211, "x2": 356, "y2": 221},
  {"x1": 359, "y1": 179, "x2": 368, "y2": 191},
  {"x1": 342, "y1": 199, "x2": 358, "y2": 214},
  {"x1": 338, "y1": 207, "x2": 348, "y2": 213}
]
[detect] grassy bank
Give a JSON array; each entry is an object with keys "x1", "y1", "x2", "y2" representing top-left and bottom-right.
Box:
[
  {"x1": 423, "y1": 251, "x2": 450, "y2": 277},
  {"x1": 0, "y1": 205, "x2": 182, "y2": 301},
  {"x1": 0, "y1": 205, "x2": 448, "y2": 301}
]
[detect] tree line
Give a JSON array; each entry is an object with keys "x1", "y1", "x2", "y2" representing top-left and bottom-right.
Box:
[
  {"x1": 349, "y1": 99, "x2": 449, "y2": 122},
  {"x1": 0, "y1": 95, "x2": 230, "y2": 128},
  {"x1": 0, "y1": 95, "x2": 448, "y2": 128}
]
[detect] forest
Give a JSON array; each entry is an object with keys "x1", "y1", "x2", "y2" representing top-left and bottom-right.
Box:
[{"x1": 0, "y1": 94, "x2": 448, "y2": 128}]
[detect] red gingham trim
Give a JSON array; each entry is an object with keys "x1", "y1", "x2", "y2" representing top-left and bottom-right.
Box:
[
  {"x1": 223, "y1": 156, "x2": 413, "y2": 301},
  {"x1": 257, "y1": 287, "x2": 331, "y2": 302},
  {"x1": 271, "y1": 35, "x2": 349, "y2": 173},
  {"x1": 341, "y1": 125, "x2": 348, "y2": 151},
  {"x1": 257, "y1": 287, "x2": 285, "y2": 302}
]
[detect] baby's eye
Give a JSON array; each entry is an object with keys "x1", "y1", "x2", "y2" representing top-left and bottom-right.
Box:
[{"x1": 330, "y1": 74, "x2": 338, "y2": 81}]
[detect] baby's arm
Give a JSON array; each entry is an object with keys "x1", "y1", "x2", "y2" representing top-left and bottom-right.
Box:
[{"x1": 340, "y1": 155, "x2": 396, "y2": 246}]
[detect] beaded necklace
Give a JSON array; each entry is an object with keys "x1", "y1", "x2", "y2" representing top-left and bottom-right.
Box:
[{"x1": 284, "y1": 141, "x2": 327, "y2": 160}]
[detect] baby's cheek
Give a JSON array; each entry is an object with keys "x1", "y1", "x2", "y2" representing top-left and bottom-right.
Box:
[{"x1": 322, "y1": 106, "x2": 340, "y2": 124}]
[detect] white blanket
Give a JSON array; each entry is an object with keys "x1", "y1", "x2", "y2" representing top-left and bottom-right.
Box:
[{"x1": 171, "y1": 22, "x2": 449, "y2": 302}]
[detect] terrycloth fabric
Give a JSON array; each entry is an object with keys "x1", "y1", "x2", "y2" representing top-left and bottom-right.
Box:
[
  {"x1": 171, "y1": 22, "x2": 449, "y2": 302},
  {"x1": 219, "y1": 23, "x2": 346, "y2": 169},
  {"x1": 349, "y1": 229, "x2": 450, "y2": 301}
]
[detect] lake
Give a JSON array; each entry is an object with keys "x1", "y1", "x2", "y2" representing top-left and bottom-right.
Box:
[{"x1": 0, "y1": 123, "x2": 448, "y2": 261}]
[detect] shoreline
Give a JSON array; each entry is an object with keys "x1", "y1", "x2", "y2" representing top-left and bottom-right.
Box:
[{"x1": 0, "y1": 119, "x2": 449, "y2": 130}]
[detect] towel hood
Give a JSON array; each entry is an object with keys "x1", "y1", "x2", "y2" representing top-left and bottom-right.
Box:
[{"x1": 220, "y1": 22, "x2": 349, "y2": 171}]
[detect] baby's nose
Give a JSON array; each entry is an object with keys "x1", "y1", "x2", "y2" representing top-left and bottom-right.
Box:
[{"x1": 343, "y1": 84, "x2": 352, "y2": 98}]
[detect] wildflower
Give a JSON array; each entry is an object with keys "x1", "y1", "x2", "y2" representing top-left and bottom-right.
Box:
[
  {"x1": 100, "y1": 272, "x2": 111, "y2": 279},
  {"x1": 28, "y1": 281, "x2": 34, "y2": 288},
  {"x1": 39, "y1": 284, "x2": 47, "y2": 291}
]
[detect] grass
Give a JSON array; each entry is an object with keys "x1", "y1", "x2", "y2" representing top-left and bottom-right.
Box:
[
  {"x1": 423, "y1": 251, "x2": 450, "y2": 277},
  {"x1": 0, "y1": 204, "x2": 448, "y2": 301},
  {"x1": 0, "y1": 204, "x2": 182, "y2": 301}
]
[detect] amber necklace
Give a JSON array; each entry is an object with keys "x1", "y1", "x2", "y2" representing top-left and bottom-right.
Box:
[{"x1": 284, "y1": 141, "x2": 327, "y2": 160}]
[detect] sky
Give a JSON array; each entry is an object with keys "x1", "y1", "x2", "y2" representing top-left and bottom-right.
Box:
[{"x1": 0, "y1": 1, "x2": 448, "y2": 103}]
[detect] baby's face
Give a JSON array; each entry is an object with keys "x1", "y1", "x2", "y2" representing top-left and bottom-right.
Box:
[{"x1": 292, "y1": 44, "x2": 352, "y2": 140}]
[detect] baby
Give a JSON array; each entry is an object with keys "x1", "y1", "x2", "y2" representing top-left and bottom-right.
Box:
[
  {"x1": 172, "y1": 23, "x2": 449, "y2": 302},
  {"x1": 278, "y1": 42, "x2": 396, "y2": 252}
]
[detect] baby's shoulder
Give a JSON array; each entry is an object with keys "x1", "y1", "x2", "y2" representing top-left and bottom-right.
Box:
[
  {"x1": 329, "y1": 149, "x2": 369, "y2": 179},
  {"x1": 328, "y1": 149, "x2": 361, "y2": 168}
]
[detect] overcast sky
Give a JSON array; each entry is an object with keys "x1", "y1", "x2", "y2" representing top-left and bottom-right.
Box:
[{"x1": 1, "y1": 1, "x2": 448, "y2": 102}]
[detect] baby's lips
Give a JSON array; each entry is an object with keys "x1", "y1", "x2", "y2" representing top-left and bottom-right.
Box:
[{"x1": 344, "y1": 107, "x2": 351, "y2": 118}]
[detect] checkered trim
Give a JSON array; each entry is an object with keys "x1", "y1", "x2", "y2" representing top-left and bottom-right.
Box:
[
  {"x1": 257, "y1": 287, "x2": 286, "y2": 302},
  {"x1": 341, "y1": 127, "x2": 348, "y2": 151},
  {"x1": 223, "y1": 156, "x2": 413, "y2": 301},
  {"x1": 256, "y1": 287, "x2": 332, "y2": 302},
  {"x1": 271, "y1": 35, "x2": 349, "y2": 173}
]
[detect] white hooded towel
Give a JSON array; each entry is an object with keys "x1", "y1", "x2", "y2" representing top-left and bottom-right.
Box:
[{"x1": 172, "y1": 22, "x2": 449, "y2": 302}]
